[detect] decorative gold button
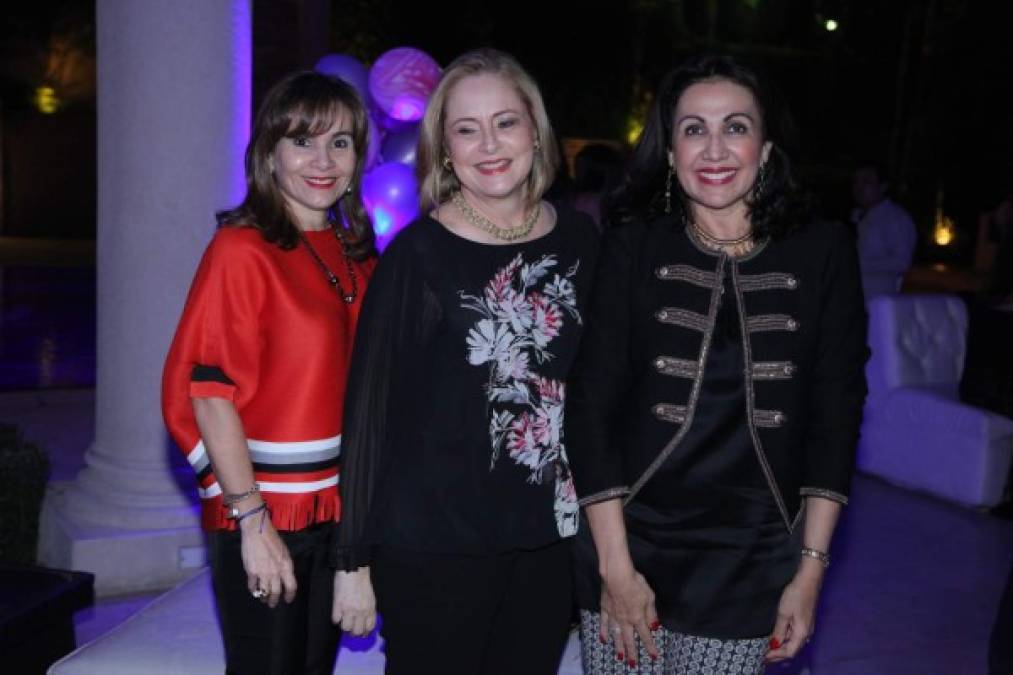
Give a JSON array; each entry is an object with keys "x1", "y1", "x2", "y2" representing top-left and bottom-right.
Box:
[
  {"x1": 654, "y1": 357, "x2": 666, "y2": 369},
  {"x1": 786, "y1": 319, "x2": 799, "y2": 331},
  {"x1": 787, "y1": 276, "x2": 798, "y2": 289},
  {"x1": 774, "y1": 413, "x2": 786, "y2": 424},
  {"x1": 656, "y1": 310, "x2": 669, "y2": 321}
]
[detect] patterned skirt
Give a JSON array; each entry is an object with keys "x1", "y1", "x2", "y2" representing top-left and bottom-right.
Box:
[{"x1": 579, "y1": 610, "x2": 768, "y2": 675}]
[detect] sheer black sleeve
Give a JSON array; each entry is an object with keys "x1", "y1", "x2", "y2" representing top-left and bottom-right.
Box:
[
  {"x1": 332, "y1": 228, "x2": 440, "y2": 570},
  {"x1": 565, "y1": 225, "x2": 637, "y2": 506}
]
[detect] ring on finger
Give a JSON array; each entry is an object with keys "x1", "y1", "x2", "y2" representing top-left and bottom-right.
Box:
[{"x1": 251, "y1": 587, "x2": 267, "y2": 599}]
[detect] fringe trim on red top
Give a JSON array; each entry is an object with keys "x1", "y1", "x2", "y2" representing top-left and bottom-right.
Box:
[{"x1": 201, "y1": 487, "x2": 341, "y2": 531}]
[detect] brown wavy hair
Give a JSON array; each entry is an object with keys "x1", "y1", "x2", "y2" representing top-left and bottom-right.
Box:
[{"x1": 217, "y1": 71, "x2": 375, "y2": 260}]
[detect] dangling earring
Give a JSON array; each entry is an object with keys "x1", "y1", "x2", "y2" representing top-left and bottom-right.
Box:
[
  {"x1": 533, "y1": 138, "x2": 541, "y2": 152},
  {"x1": 753, "y1": 163, "x2": 768, "y2": 199},
  {"x1": 664, "y1": 167, "x2": 674, "y2": 214},
  {"x1": 442, "y1": 156, "x2": 453, "y2": 170}
]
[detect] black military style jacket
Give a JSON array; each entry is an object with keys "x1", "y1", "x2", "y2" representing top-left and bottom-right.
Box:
[{"x1": 566, "y1": 215, "x2": 869, "y2": 531}]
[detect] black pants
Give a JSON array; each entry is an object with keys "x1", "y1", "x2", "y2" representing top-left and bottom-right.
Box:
[
  {"x1": 372, "y1": 539, "x2": 573, "y2": 675},
  {"x1": 207, "y1": 523, "x2": 340, "y2": 675}
]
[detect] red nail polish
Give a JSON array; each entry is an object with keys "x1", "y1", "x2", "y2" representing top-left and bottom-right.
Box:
[
  {"x1": 651, "y1": 653, "x2": 659, "y2": 662},
  {"x1": 599, "y1": 633, "x2": 607, "y2": 644},
  {"x1": 650, "y1": 620, "x2": 661, "y2": 631},
  {"x1": 616, "y1": 652, "x2": 624, "y2": 661},
  {"x1": 769, "y1": 637, "x2": 781, "y2": 649},
  {"x1": 628, "y1": 659, "x2": 637, "y2": 667}
]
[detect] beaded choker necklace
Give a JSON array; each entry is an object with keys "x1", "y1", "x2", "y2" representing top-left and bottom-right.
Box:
[
  {"x1": 451, "y1": 191, "x2": 540, "y2": 242},
  {"x1": 297, "y1": 226, "x2": 358, "y2": 304}
]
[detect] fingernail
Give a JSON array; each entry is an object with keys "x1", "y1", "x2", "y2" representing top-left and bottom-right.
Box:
[
  {"x1": 650, "y1": 620, "x2": 661, "y2": 631},
  {"x1": 599, "y1": 633, "x2": 606, "y2": 644},
  {"x1": 769, "y1": 637, "x2": 781, "y2": 649},
  {"x1": 616, "y1": 652, "x2": 624, "y2": 661},
  {"x1": 651, "y1": 653, "x2": 659, "y2": 662},
  {"x1": 628, "y1": 659, "x2": 637, "y2": 667}
]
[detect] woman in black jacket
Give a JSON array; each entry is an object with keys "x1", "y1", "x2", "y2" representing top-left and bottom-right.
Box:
[{"x1": 567, "y1": 53, "x2": 868, "y2": 674}]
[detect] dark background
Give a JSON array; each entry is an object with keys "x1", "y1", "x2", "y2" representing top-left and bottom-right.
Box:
[{"x1": 2, "y1": 0, "x2": 1012, "y2": 266}]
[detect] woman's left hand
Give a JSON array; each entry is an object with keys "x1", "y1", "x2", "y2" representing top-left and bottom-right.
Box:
[
  {"x1": 332, "y1": 567, "x2": 377, "y2": 636},
  {"x1": 764, "y1": 560, "x2": 824, "y2": 663}
]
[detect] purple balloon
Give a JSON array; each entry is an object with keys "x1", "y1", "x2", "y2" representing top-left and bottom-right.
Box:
[
  {"x1": 315, "y1": 54, "x2": 369, "y2": 99},
  {"x1": 361, "y1": 162, "x2": 420, "y2": 250},
  {"x1": 364, "y1": 118, "x2": 381, "y2": 169},
  {"x1": 368, "y1": 48, "x2": 441, "y2": 121},
  {"x1": 381, "y1": 125, "x2": 420, "y2": 166}
]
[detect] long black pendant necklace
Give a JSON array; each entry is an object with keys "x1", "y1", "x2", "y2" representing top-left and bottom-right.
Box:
[{"x1": 297, "y1": 225, "x2": 358, "y2": 304}]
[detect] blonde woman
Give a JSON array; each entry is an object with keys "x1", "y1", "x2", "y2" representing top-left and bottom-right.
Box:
[{"x1": 331, "y1": 49, "x2": 597, "y2": 674}]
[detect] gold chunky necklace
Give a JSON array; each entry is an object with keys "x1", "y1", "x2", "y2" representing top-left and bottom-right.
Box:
[
  {"x1": 689, "y1": 219, "x2": 756, "y2": 257},
  {"x1": 452, "y1": 191, "x2": 540, "y2": 242}
]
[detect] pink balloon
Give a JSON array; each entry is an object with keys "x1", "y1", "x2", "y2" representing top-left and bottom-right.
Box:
[{"x1": 368, "y1": 48, "x2": 441, "y2": 122}]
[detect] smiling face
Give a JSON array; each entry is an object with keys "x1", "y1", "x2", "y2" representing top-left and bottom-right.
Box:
[
  {"x1": 270, "y1": 107, "x2": 356, "y2": 231},
  {"x1": 668, "y1": 78, "x2": 772, "y2": 220},
  {"x1": 443, "y1": 73, "x2": 537, "y2": 207}
]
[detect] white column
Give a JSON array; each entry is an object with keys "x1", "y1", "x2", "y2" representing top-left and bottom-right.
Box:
[{"x1": 39, "y1": 0, "x2": 251, "y2": 596}]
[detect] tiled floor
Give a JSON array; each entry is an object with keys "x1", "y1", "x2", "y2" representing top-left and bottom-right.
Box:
[{"x1": 12, "y1": 389, "x2": 1012, "y2": 674}]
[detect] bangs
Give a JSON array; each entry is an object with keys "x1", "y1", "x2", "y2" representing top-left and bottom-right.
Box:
[{"x1": 282, "y1": 100, "x2": 351, "y2": 138}]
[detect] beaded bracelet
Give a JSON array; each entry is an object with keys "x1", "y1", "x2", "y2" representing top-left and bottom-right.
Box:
[
  {"x1": 800, "y1": 547, "x2": 831, "y2": 568},
  {"x1": 233, "y1": 502, "x2": 268, "y2": 526}
]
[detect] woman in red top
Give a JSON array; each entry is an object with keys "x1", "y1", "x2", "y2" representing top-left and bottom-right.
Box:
[{"x1": 162, "y1": 71, "x2": 375, "y2": 674}]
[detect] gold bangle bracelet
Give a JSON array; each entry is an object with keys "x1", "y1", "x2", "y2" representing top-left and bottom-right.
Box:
[{"x1": 800, "y1": 547, "x2": 830, "y2": 568}]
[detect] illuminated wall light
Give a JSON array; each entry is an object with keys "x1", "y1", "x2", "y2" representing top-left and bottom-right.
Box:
[
  {"x1": 934, "y1": 215, "x2": 955, "y2": 246},
  {"x1": 34, "y1": 86, "x2": 61, "y2": 114},
  {"x1": 933, "y1": 189, "x2": 955, "y2": 246},
  {"x1": 824, "y1": 18, "x2": 839, "y2": 32},
  {"x1": 626, "y1": 117, "x2": 644, "y2": 146}
]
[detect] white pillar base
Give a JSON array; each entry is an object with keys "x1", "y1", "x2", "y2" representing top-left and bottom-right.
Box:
[{"x1": 39, "y1": 481, "x2": 206, "y2": 596}]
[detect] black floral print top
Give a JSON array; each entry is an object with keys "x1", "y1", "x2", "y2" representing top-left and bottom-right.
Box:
[{"x1": 332, "y1": 209, "x2": 598, "y2": 570}]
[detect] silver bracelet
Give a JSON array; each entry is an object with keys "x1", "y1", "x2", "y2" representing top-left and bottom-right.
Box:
[
  {"x1": 222, "y1": 483, "x2": 260, "y2": 507},
  {"x1": 800, "y1": 547, "x2": 830, "y2": 568}
]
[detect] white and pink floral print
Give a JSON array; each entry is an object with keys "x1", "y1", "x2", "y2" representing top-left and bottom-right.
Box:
[{"x1": 461, "y1": 253, "x2": 581, "y2": 537}]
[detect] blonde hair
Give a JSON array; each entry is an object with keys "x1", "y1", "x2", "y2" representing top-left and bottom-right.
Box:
[{"x1": 416, "y1": 48, "x2": 559, "y2": 211}]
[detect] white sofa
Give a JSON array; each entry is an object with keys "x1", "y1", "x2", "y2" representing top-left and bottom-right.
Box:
[{"x1": 856, "y1": 294, "x2": 1013, "y2": 508}]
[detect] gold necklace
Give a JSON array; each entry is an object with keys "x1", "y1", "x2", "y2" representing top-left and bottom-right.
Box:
[
  {"x1": 689, "y1": 219, "x2": 756, "y2": 257},
  {"x1": 452, "y1": 191, "x2": 540, "y2": 242}
]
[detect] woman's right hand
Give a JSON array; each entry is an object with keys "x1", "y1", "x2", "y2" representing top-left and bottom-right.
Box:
[
  {"x1": 600, "y1": 560, "x2": 660, "y2": 664},
  {"x1": 239, "y1": 509, "x2": 297, "y2": 608},
  {"x1": 332, "y1": 567, "x2": 377, "y2": 636}
]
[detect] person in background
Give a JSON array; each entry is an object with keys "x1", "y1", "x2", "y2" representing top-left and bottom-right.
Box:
[
  {"x1": 567, "y1": 53, "x2": 868, "y2": 674},
  {"x1": 330, "y1": 48, "x2": 598, "y2": 675},
  {"x1": 162, "y1": 71, "x2": 376, "y2": 675},
  {"x1": 851, "y1": 162, "x2": 916, "y2": 298}
]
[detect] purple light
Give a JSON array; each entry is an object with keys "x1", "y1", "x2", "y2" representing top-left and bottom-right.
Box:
[
  {"x1": 389, "y1": 96, "x2": 426, "y2": 121},
  {"x1": 361, "y1": 162, "x2": 420, "y2": 251},
  {"x1": 368, "y1": 47, "x2": 440, "y2": 121}
]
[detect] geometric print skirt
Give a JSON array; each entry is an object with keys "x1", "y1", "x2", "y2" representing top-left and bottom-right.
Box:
[{"x1": 579, "y1": 610, "x2": 768, "y2": 675}]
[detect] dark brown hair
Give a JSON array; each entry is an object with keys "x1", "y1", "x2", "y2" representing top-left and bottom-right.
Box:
[{"x1": 217, "y1": 71, "x2": 375, "y2": 260}]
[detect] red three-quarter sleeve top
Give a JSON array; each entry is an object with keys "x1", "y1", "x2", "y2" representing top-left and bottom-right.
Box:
[{"x1": 161, "y1": 226, "x2": 375, "y2": 531}]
